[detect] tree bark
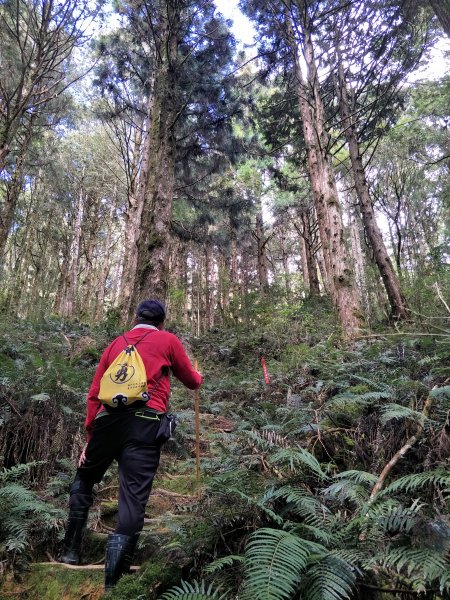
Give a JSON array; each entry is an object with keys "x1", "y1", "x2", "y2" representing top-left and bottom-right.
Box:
[
  {"x1": 120, "y1": 86, "x2": 154, "y2": 320},
  {"x1": 133, "y1": 1, "x2": 179, "y2": 305},
  {"x1": 337, "y1": 52, "x2": 408, "y2": 320},
  {"x1": 255, "y1": 208, "x2": 270, "y2": 294},
  {"x1": 285, "y1": 5, "x2": 361, "y2": 337},
  {"x1": 279, "y1": 226, "x2": 292, "y2": 300},
  {"x1": 0, "y1": 118, "x2": 35, "y2": 265},
  {"x1": 59, "y1": 185, "x2": 85, "y2": 318},
  {"x1": 301, "y1": 213, "x2": 321, "y2": 296},
  {"x1": 428, "y1": 0, "x2": 450, "y2": 37},
  {"x1": 348, "y1": 200, "x2": 370, "y2": 320}
]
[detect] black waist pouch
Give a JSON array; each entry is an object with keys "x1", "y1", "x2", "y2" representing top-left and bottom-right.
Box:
[{"x1": 156, "y1": 413, "x2": 177, "y2": 444}]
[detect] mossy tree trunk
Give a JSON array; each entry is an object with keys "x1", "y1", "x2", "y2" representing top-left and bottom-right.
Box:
[
  {"x1": 337, "y1": 51, "x2": 408, "y2": 320},
  {"x1": 133, "y1": 1, "x2": 179, "y2": 307},
  {"x1": 285, "y1": 5, "x2": 361, "y2": 337}
]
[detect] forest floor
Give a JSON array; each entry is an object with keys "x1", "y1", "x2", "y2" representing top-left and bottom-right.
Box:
[
  {"x1": 1, "y1": 409, "x2": 235, "y2": 599},
  {"x1": 0, "y1": 305, "x2": 449, "y2": 599}
]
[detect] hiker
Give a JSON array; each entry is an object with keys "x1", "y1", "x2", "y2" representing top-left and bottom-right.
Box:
[{"x1": 59, "y1": 299, "x2": 202, "y2": 590}]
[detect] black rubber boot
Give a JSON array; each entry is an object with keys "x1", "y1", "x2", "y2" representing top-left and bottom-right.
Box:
[
  {"x1": 59, "y1": 508, "x2": 89, "y2": 565},
  {"x1": 123, "y1": 533, "x2": 140, "y2": 573},
  {"x1": 104, "y1": 533, "x2": 139, "y2": 591}
]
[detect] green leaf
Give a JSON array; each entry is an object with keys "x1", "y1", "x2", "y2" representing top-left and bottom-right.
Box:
[
  {"x1": 204, "y1": 555, "x2": 245, "y2": 574},
  {"x1": 301, "y1": 555, "x2": 356, "y2": 600},
  {"x1": 159, "y1": 580, "x2": 228, "y2": 599},
  {"x1": 430, "y1": 385, "x2": 450, "y2": 400},
  {"x1": 269, "y1": 448, "x2": 326, "y2": 479},
  {"x1": 242, "y1": 528, "x2": 315, "y2": 600},
  {"x1": 379, "y1": 404, "x2": 428, "y2": 425},
  {"x1": 379, "y1": 469, "x2": 450, "y2": 496}
]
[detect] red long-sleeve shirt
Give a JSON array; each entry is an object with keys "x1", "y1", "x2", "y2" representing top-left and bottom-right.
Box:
[{"x1": 85, "y1": 326, "x2": 202, "y2": 438}]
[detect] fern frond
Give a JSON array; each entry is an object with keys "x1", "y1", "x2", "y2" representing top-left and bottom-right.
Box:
[
  {"x1": 300, "y1": 555, "x2": 357, "y2": 600},
  {"x1": 222, "y1": 488, "x2": 284, "y2": 526},
  {"x1": 269, "y1": 448, "x2": 326, "y2": 479},
  {"x1": 346, "y1": 374, "x2": 392, "y2": 392},
  {"x1": 329, "y1": 549, "x2": 368, "y2": 567},
  {"x1": 430, "y1": 385, "x2": 450, "y2": 400},
  {"x1": 380, "y1": 404, "x2": 430, "y2": 425},
  {"x1": 326, "y1": 391, "x2": 392, "y2": 410},
  {"x1": 241, "y1": 528, "x2": 320, "y2": 600},
  {"x1": 160, "y1": 580, "x2": 228, "y2": 599},
  {"x1": 333, "y1": 470, "x2": 378, "y2": 486},
  {"x1": 365, "y1": 547, "x2": 448, "y2": 584},
  {"x1": 366, "y1": 499, "x2": 424, "y2": 534},
  {"x1": 379, "y1": 468, "x2": 450, "y2": 496},
  {"x1": 274, "y1": 486, "x2": 331, "y2": 526},
  {"x1": 289, "y1": 523, "x2": 334, "y2": 545},
  {"x1": 0, "y1": 462, "x2": 46, "y2": 482},
  {"x1": 204, "y1": 555, "x2": 245, "y2": 574},
  {"x1": 322, "y1": 480, "x2": 369, "y2": 505}
]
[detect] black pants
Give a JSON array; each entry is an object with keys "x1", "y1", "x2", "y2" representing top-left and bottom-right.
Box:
[{"x1": 69, "y1": 409, "x2": 162, "y2": 536}]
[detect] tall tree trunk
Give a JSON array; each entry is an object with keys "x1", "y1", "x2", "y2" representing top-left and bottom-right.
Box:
[
  {"x1": 299, "y1": 234, "x2": 310, "y2": 291},
  {"x1": 59, "y1": 186, "x2": 85, "y2": 318},
  {"x1": 229, "y1": 212, "x2": 239, "y2": 295},
  {"x1": 428, "y1": 0, "x2": 450, "y2": 37},
  {"x1": 204, "y1": 246, "x2": 213, "y2": 330},
  {"x1": 285, "y1": 6, "x2": 361, "y2": 336},
  {"x1": 255, "y1": 208, "x2": 270, "y2": 294},
  {"x1": 0, "y1": 118, "x2": 35, "y2": 266},
  {"x1": 348, "y1": 200, "x2": 370, "y2": 321},
  {"x1": 134, "y1": 1, "x2": 179, "y2": 305},
  {"x1": 337, "y1": 52, "x2": 408, "y2": 320},
  {"x1": 95, "y1": 202, "x2": 116, "y2": 321},
  {"x1": 279, "y1": 227, "x2": 292, "y2": 300},
  {"x1": 293, "y1": 213, "x2": 320, "y2": 296},
  {"x1": 120, "y1": 87, "x2": 154, "y2": 319}
]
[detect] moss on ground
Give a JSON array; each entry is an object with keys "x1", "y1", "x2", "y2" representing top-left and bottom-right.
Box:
[{"x1": 1, "y1": 564, "x2": 104, "y2": 599}]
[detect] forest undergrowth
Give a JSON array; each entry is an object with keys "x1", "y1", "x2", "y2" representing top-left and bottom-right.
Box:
[{"x1": 0, "y1": 300, "x2": 449, "y2": 600}]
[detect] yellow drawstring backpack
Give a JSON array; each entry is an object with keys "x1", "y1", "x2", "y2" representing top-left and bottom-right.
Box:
[{"x1": 98, "y1": 332, "x2": 154, "y2": 407}]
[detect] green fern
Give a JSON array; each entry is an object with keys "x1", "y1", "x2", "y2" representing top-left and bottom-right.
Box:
[
  {"x1": 0, "y1": 461, "x2": 46, "y2": 482},
  {"x1": 300, "y1": 555, "x2": 357, "y2": 600},
  {"x1": 241, "y1": 528, "x2": 322, "y2": 600},
  {"x1": 322, "y1": 480, "x2": 369, "y2": 505},
  {"x1": 379, "y1": 403, "x2": 431, "y2": 425},
  {"x1": 274, "y1": 486, "x2": 331, "y2": 526},
  {"x1": 430, "y1": 385, "x2": 450, "y2": 400},
  {"x1": 269, "y1": 448, "x2": 326, "y2": 478},
  {"x1": 365, "y1": 547, "x2": 448, "y2": 586},
  {"x1": 159, "y1": 580, "x2": 228, "y2": 599},
  {"x1": 204, "y1": 555, "x2": 245, "y2": 574},
  {"x1": 366, "y1": 499, "x2": 424, "y2": 534},
  {"x1": 0, "y1": 479, "x2": 63, "y2": 562},
  {"x1": 220, "y1": 487, "x2": 284, "y2": 526},
  {"x1": 379, "y1": 468, "x2": 450, "y2": 496},
  {"x1": 333, "y1": 470, "x2": 378, "y2": 486},
  {"x1": 325, "y1": 391, "x2": 392, "y2": 410},
  {"x1": 289, "y1": 523, "x2": 334, "y2": 545}
]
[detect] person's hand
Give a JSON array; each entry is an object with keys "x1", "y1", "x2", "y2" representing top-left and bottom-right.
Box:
[{"x1": 78, "y1": 443, "x2": 88, "y2": 467}]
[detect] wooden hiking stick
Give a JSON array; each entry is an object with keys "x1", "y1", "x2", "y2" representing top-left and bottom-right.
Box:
[{"x1": 194, "y1": 359, "x2": 201, "y2": 497}]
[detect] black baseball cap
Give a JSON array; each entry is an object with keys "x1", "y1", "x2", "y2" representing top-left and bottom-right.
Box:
[{"x1": 136, "y1": 299, "x2": 166, "y2": 323}]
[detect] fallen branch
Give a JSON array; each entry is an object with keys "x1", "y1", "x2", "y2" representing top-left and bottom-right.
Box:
[
  {"x1": 359, "y1": 582, "x2": 440, "y2": 595},
  {"x1": 356, "y1": 332, "x2": 449, "y2": 340},
  {"x1": 152, "y1": 487, "x2": 195, "y2": 499},
  {"x1": 34, "y1": 562, "x2": 140, "y2": 571},
  {"x1": 3, "y1": 398, "x2": 21, "y2": 416},
  {"x1": 434, "y1": 282, "x2": 450, "y2": 314},
  {"x1": 368, "y1": 386, "x2": 436, "y2": 504}
]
